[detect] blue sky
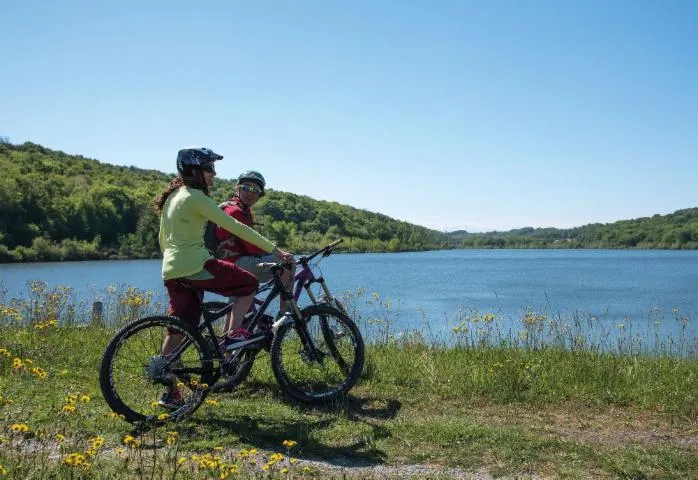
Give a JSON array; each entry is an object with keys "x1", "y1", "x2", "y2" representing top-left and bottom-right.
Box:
[{"x1": 2, "y1": 1, "x2": 696, "y2": 232}]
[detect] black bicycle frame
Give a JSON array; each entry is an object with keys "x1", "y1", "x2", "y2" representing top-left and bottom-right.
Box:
[{"x1": 170, "y1": 262, "x2": 325, "y2": 383}]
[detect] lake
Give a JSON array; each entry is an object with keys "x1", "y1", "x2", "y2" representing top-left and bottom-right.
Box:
[{"x1": 1, "y1": 249, "x2": 697, "y2": 351}]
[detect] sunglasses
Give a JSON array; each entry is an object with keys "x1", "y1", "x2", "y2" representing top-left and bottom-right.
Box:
[
  {"x1": 239, "y1": 183, "x2": 263, "y2": 195},
  {"x1": 201, "y1": 164, "x2": 216, "y2": 173}
]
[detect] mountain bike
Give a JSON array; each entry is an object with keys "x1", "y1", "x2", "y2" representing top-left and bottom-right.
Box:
[
  {"x1": 203, "y1": 238, "x2": 351, "y2": 391},
  {"x1": 99, "y1": 239, "x2": 364, "y2": 424}
]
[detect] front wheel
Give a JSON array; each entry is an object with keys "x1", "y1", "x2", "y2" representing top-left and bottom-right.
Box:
[
  {"x1": 270, "y1": 305, "x2": 364, "y2": 404},
  {"x1": 99, "y1": 316, "x2": 214, "y2": 423}
]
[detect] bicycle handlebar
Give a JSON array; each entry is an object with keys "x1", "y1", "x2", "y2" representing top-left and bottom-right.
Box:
[
  {"x1": 257, "y1": 239, "x2": 344, "y2": 272},
  {"x1": 302, "y1": 238, "x2": 343, "y2": 263}
]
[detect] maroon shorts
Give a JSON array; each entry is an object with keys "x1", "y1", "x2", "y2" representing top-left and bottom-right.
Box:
[{"x1": 164, "y1": 258, "x2": 258, "y2": 331}]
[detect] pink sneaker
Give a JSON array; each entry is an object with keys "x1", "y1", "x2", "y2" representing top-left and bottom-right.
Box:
[{"x1": 223, "y1": 327, "x2": 251, "y2": 351}]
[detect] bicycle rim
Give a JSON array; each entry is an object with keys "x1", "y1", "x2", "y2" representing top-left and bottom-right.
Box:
[
  {"x1": 271, "y1": 305, "x2": 364, "y2": 404},
  {"x1": 99, "y1": 316, "x2": 213, "y2": 423}
]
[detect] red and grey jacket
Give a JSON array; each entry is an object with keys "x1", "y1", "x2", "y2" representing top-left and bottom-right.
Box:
[{"x1": 214, "y1": 196, "x2": 266, "y2": 262}]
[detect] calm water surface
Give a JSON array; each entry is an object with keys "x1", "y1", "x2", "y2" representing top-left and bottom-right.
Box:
[{"x1": 2, "y1": 249, "x2": 697, "y2": 345}]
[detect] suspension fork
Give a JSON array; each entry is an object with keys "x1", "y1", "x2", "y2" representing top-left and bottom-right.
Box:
[
  {"x1": 279, "y1": 281, "x2": 324, "y2": 364},
  {"x1": 278, "y1": 274, "x2": 326, "y2": 365},
  {"x1": 304, "y1": 277, "x2": 346, "y2": 317},
  {"x1": 303, "y1": 276, "x2": 334, "y2": 304}
]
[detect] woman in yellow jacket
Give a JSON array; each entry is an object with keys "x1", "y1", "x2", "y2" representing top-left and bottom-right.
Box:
[{"x1": 154, "y1": 146, "x2": 292, "y2": 408}]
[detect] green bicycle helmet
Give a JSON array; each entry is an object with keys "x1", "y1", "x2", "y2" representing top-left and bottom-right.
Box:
[{"x1": 237, "y1": 170, "x2": 266, "y2": 190}]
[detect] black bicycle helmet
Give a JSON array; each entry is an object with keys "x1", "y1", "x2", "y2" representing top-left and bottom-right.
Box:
[{"x1": 176, "y1": 147, "x2": 223, "y2": 177}]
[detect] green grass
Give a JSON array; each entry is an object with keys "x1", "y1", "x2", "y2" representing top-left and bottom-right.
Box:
[
  {"x1": 1, "y1": 323, "x2": 697, "y2": 479},
  {"x1": 1, "y1": 284, "x2": 697, "y2": 478}
]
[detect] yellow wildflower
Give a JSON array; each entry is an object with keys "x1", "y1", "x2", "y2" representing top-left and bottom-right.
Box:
[
  {"x1": 205, "y1": 399, "x2": 220, "y2": 406},
  {"x1": 80, "y1": 395, "x2": 91, "y2": 403},
  {"x1": 12, "y1": 358, "x2": 24, "y2": 369},
  {"x1": 61, "y1": 404, "x2": 76, "y2": 413},
  {"x1": 165, "y1": 431, "x2": 178, "y2": 446},
  {"x1": 123, "y1": 435, "x2": 141, "y2": 447},
  {"x1": 89, "y1": 436, "x2": 105, "y2": 450},
  {"x1": 55, "y1": 434, "x2": 65, "y2": 443},
  {"x1": 30, "y1": 367, "x2": 48, "y2": 379},
  {"x1": 63, "y1": 452, "x2": 89, "y2": 467},
  {"x1": 157, "y1": 413, "x2": 169, "y2": 421},
  {"x1": 269, "y1": 452, "x2": 284, "y2": 463},
  {"x1": 194, "y1": 453, "x2": 221, "y2": 470},
  {"x1": 10, "y1": 423, "x2": 29, "y2": 433},
  {"x1": 281, "y1": 467, "x2": 290, "y2": 473},
  {"x1": 290, "y1": 458, "x2": 300, "y2": 464},
  {"x1": 0, "y1": 464, "x2": 6, "y2": 477},
  {"x1": 177, "y1": 457, "x2": 187, "y2": 466},
  {"x1": 282, "y1": 439, "x2": 297, "y2": 448}
]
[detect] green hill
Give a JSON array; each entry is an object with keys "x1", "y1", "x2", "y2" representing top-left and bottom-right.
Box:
[
  {"x1": 450, "y1": 209, "x2": 698, "y2": 249},
  {"x1": 0, "y1": 141, "x2": 453, "y2": 262},
  {"x1": 1, "y1": 141, "x2": 696, "y2": 263}
]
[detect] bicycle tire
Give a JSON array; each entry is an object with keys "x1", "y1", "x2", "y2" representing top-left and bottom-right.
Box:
[
  {"x1": 270, "y1": 304, "x2": 364, "y2": 404},
  {"x1": 202, "y1": 300, "x2": 256, "y2": 391},
  {"x1": 99, "y1": 315, "x2": 214, "y2": 423}
]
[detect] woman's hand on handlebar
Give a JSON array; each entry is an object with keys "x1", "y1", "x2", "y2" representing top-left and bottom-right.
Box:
[{"x1": 272, "y1": 246, "x2": 294, "y2": 264}]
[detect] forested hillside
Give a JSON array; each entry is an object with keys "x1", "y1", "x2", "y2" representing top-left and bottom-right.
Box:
[
  {"x1": 1, "y1": 141, "x2": 696, "y2": 263},
  {"x1": 451, "y1": 209, "x2": 698, "y2": 249},
  {"x1": 0, "y1": 142, "x2": 453, "y2": 262}
]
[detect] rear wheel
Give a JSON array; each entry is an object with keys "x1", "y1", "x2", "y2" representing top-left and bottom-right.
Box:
[
  {"x1": 271, "y1": 305, "x2": 364, "y2": 404},
  {"x1": 99, "y1": 316, "x2": 213, "y2": 423}
]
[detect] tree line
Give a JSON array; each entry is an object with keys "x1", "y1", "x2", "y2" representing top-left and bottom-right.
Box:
[
  {"x1": 1, "y1": 142, "x2": 696, "y2": 263},
  {"x1": 450, "y1": 209, "x2": 698, "y2": 249},
  {"x1": 0, "y1": 142, "x2": 453, "y2": 263}
]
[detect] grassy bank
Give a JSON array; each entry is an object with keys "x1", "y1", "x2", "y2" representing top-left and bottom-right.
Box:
[{"x1": 0, "y1": 286, "x2": 697, "y2": 479}]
